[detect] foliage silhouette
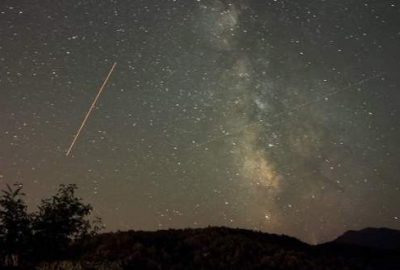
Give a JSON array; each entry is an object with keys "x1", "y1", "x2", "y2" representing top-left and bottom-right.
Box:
[
  {"x1": 0, "y1": 183, "x2": 101, "y2": 266},
  {"x1": 32, "y1": 184, "x2": 100, "y2": 261},
  {"x1": 0, "y1": 183, "x2": 32, "y2": 266}
]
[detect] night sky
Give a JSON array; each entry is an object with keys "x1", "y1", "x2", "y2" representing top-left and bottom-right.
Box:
[{"x1": 1, "y1": 0, "x2": 399, "y2": 244}]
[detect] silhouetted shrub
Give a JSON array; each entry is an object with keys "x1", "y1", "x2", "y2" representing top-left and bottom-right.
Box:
[
  {"x1": 32, "y1": 184, "x2": 100, "y2": 261},
  {"x1": 0, "y1": 183, "x2": 101, "y2": 266},
  {"x1": 0, "y1": 183, "x2": 32, "y2": 266}
]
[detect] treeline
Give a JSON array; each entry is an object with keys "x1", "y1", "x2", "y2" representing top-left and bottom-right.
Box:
[
  {"x1": 0, "y1": 184, "x2": 399, "y2": 270},
  {"x1": 38, "y1": 227, "x2": 400, "y2": 270},
  {"x1": 0, "y1": 183, "x2": 100, "y2": 268}
]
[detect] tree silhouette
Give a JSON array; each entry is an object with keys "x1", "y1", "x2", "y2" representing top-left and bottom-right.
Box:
[
  {"x1": 0, "y1": 183, "x2": 32, "y2": 266},
  {"x1": 32, "y1": 184, "x2": 100, "y2": 260}
]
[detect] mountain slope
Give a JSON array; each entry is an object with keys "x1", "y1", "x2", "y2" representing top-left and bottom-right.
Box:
[
  {"x1": 332, "y1": 227, "x2": 400, "y2": 251},
  {"x1": 45, "y1": 226, "x2": 398, "y2": 270}
]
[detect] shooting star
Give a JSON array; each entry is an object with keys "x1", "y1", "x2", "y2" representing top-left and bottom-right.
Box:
[{"x1": 66, "y1": 62, "x2": 117, "y2": 157}]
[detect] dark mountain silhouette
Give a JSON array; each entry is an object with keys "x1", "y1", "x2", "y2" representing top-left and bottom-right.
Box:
[
  {"x1": 30, "y1": 226, "x2": 396, "y2": 270},
  {"x1": 1, "y1": 184, "x2": 398, "y2": 269},
  {"x1": 331, "y1": 227, "x2": 400, "y2": 251}
]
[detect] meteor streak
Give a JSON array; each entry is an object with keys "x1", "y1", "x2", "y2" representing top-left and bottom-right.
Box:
[{"x1": 66, "y1": 62, "x2": 117, "y2": 156}]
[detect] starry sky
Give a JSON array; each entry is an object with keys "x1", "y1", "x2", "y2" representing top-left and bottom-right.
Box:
[{"x1": 1, "y1": 0, "x2": 399, "y2": 244}]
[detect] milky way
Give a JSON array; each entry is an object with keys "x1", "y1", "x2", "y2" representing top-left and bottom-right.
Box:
[{"x1": 1, "y1": 0, "x2": 399, "y2": 243}]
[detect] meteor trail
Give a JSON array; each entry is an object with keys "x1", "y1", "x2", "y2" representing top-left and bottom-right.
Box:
[{"x1": 66, "y1": 62, "x2": 117, "y2": 157}]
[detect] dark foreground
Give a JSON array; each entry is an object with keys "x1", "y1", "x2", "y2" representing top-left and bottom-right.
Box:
[{"x1": 7, "y1": 227, "x2": 400, "y2": 270}]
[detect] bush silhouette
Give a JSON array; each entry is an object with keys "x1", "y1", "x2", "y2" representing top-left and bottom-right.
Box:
[
  {"x1": 0, "y1": 183, "x2": 32, "y2": 266},
  {"x1": 32, "y1": 184, "x2": 100, "y2": 260},
  {"x1": 0, "y1": 183, "x2": 101, "y2": 265}
]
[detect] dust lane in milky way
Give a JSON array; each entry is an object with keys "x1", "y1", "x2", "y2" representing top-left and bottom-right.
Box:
[{"x1": 0, "y1": 0, "x2": 399, "y2": 243}]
